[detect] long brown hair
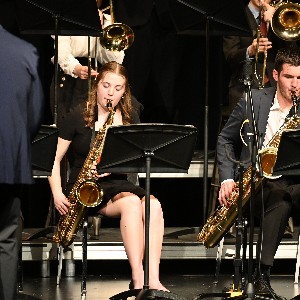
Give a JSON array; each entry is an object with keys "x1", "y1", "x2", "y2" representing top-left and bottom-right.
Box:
[{"x1": 83, "y1": 61, "x2": 133, "y2": 128}]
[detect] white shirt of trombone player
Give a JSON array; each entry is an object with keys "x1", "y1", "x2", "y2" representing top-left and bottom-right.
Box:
[{"x1": 50, "y1": 13, "x2": 125, "y2": 78}]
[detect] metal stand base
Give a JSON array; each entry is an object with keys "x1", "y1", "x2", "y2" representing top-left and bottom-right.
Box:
[{"x1": 110, "y1": 288, "x2": 188, "y2": 300}]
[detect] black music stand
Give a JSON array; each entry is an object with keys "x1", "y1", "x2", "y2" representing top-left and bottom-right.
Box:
[
  {"x1": 15, "y1": 0, "x2": 102, "y2": 125},
  {"x1": 274, "y1": 129, "x2": 300, "y2": 300},
  {"x1": 97, "y1": 124, "x2": 197, "y2": 300},
  {"x1": 32, "y1": 125, "x2": 59, "y2": 177},
  {"x1": 170, "y1": 0, "x2": 251, "y2": 224},
  {"x1": 273, "y1": 129, "x2": 300, "y2": 176}
]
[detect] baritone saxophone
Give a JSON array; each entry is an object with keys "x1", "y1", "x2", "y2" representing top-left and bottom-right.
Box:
[
  {"x1": 198, "y1": 92, "x2": 300, "y2": 248},
  {"x1": 53, "y1": 101, "x2": 115, "y2": 247}
]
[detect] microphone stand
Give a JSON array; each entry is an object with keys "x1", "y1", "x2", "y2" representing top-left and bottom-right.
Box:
[
  {"x1": 241, "y1": 58, "x2": 264, "y2": 299},
  {"x1": 224, "y1": 146, "x2": 250, "y2": 299}
]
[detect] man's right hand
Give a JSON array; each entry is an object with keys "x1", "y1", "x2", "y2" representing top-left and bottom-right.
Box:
[
  {"x1": 247, "y1": 37, "x2": 272, "y2": 57},
  {"x1": 73, "y1": 64, "x2": 99, "y2": 79},
  {"x1": 218, "y1": 180, "x2": 236, "y2": 206}
]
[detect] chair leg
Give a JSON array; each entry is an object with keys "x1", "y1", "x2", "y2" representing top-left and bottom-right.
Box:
[
  {"x1": 214, "y1": 237, "x2": 224, "y2": 284},
  {"x1": 81, "y1": 220, "x2": 88, "y2": 299},
  {"x1": 57, "y1": 245, "x2": 63, "y2": 285},
  {"x1": 17, "y1": 245, "x2": 23, "y2": 293},
  {"x1": 294, "y1": 232, "x2": 300, "y2": 284},
  {"x1": 289, "y1": 217, "x2": 294, "y2": 233}
]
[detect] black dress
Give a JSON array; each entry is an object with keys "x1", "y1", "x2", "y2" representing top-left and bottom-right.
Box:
[{"x1": 60, "y1": 105, "x2": 146, "y2": 209}]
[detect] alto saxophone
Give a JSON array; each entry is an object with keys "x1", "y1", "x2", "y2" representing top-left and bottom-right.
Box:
[
  {"x1": 53, "y1": 101, "x2": 115, "y2": 247},
  {"x1": 198, "y1": 92, "x2": 300, "y2": 248}
]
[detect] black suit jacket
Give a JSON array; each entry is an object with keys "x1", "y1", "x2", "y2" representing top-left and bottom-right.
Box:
[
  {"x1": 0, "y1": 26, "x2": 44, "y2": 184},
  {"x1": 217, "y1": 87, "x2": 300, "y2": 182},
  {"x1": 223, "y1": 6, "x2": 284, "y2": 111}
]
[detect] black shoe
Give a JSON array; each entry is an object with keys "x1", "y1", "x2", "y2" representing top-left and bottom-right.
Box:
[
  {"x1": 254, "y1": 274, "x2": 286, "y2": 300},
  {"x1": 129, "y1": 280, "x2": 134, "y2": 290}
]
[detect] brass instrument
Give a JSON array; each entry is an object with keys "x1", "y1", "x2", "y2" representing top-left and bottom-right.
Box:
[
  {"x1": 197, "y1": 93, "x2": 300, "y2": 248},
  {"x1": 53, "y1": 101, "x2": 115, "y2": 247},
  {"x1": 271, "y1": 0, "x2": 300, "y2": 41},
  {"x1": 100, "y1": 0, "x2": 134, "y2": 51},
  {"x1": 254, "y1": 1, "x2": 300, "y2": 88},
  {"x1": 254, "y1": 1, "x2": 269, "y2": 89}
]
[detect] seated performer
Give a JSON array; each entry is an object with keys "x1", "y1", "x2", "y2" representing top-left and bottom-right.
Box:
[
  {"x1": 48, "y1": 61, "x2": 168, "y2": 291},
  {"x1": 217, "y1": 46, "x2": 300, "y2": 300}
]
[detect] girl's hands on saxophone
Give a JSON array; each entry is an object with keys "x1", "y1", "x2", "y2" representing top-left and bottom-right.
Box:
[
  {"x1": 53, "y1": 192, "x2": 70, "y2": 216},
  {"x1": 218, "y1": 180, "x2": 236, "y2": 206},
  {"x1": 92, "y1": 160, "x2": 110, "y2": 178}
]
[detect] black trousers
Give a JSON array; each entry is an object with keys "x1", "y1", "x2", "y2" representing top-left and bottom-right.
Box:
[
  {"x1": 253, "y1": 177, "x2": 300, "y2": 266},
  {"x1": 0, "y1": 184, "x2": 21, "y2": 300}
]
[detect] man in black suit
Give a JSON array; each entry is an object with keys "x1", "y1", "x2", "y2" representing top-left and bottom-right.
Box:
[
  {"x1": 223, "y1": 0, "x2": 284, "y2": 116},
  {"x1": 0, "y1": 25, "x2": 44, "y2": 299},
  {"x1": 217, "y1": 46, "x2": 300, "y2": 300}
]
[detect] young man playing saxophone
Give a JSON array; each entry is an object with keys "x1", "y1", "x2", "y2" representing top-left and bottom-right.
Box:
[{"x1": 217, "y1": 46, "x2": 300, "y2": 300}]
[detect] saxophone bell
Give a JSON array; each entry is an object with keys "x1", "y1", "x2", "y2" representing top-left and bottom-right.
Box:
[{"x1": 76, "y1": 180, "x2": 104, "y2": 207}]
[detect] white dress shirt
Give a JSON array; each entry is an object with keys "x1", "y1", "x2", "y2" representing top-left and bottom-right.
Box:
[
  {"x1": 51, "y1": 14, "x2": 125, "y2": 77},
  {"x1": 263, "y1": 92, "x2": 289, "y2": 147}
]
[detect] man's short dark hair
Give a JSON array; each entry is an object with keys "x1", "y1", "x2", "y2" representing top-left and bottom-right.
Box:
[{"x1": 274, "y1": 45, "x2": 300, "y2": 73}]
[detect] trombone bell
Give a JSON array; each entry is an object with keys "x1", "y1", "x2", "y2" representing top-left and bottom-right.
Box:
[
  {"x1": 100, "y1": 23, "x2": 134, "y2": 51},
  {"x1": 271, "y1": 2, "x2": 300, "y2": 41}
]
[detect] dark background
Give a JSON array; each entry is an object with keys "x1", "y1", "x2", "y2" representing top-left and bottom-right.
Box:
[{"x1": 0, "y1": 0, "x2": 244, "y2": 229}]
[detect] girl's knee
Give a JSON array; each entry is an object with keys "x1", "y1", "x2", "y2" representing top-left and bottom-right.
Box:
[{"x1": 150, "y1": 198, "x2": 164, "y2": 217}]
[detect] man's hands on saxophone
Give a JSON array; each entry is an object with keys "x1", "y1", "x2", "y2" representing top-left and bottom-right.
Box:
[{"x1": 218, "y1": 180, "x2": 236, "y2": 206}]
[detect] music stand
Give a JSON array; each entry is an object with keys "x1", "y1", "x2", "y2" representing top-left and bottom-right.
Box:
[
  {"x1": 32, "y1": 125, "x2": 59, "y2": 177},
  {"x1": 274, "y1": 129, "x2": 300, "y2": 300},
  {"x1": 170, "y1": 0, "x2": 252, "y2": 224},
  {"x1": 273, "y1": 129, "x2": 300, "y2": 176},
  {"x1": 97, "y1": 124, "x2": 197, "y2": 300},
  {"x1": 15, "y1": 0, "x2": 102, "y2": 125}
]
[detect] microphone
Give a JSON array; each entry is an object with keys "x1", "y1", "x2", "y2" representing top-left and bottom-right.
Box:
[{"x1": 242, "y1": 58, "x2": 253, "y2": 86}]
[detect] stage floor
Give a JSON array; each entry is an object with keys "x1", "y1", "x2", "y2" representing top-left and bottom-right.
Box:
[
  {"x1": 18, "y1": 225, "x2": 300, "y2": 299},
  {"x1": 19, "y1": 261, "x2": 300, "y2": 300}
]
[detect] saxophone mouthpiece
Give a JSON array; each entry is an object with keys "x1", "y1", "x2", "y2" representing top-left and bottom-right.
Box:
[{"x1": 106, "y1": 99, "x2": 113, "y2": 109}]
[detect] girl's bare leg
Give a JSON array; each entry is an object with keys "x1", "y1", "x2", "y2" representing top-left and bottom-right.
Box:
[
  {"x1": 99, "y1": 194, "x2": 144, "y2": 289},
  {"x1": 142, "y1": 197, "x2": 168, "y2": 291}
]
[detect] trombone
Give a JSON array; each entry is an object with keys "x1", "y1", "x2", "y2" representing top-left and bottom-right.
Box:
[
  {"x1": 254, "y1": 0, "x2": 300, "y2": 89},
  {"x1": 100, "y1": 0, "x2": 134, "y2": 51},
  {"x1": 254, "y1": 1, "x2": 268, "y2": 89}
]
